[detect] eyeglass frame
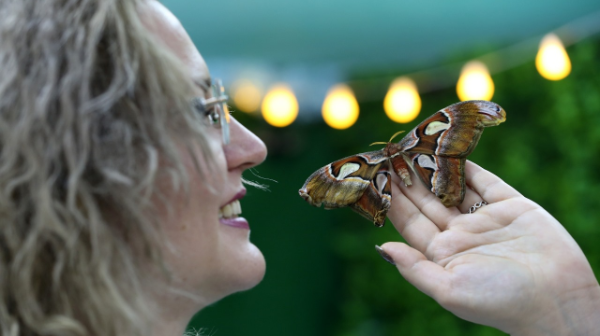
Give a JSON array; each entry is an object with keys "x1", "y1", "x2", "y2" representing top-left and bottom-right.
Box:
[{"x1": 192, "y1": 79, "x2": 231, "y2": 145}]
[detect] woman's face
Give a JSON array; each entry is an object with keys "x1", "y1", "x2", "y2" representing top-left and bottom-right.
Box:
[{"x1": 142, "y1": 1, "x2": 268, "y2": 307}]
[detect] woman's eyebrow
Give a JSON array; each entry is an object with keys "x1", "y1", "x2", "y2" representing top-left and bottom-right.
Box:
[{"x1": 193, "y1": 78, "x2": 212, "y2": 91}]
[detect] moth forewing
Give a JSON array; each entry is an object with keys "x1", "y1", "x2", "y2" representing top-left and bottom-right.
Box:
[{"x1": 299, "y1": 150, "x2": 387, "y2": 210}]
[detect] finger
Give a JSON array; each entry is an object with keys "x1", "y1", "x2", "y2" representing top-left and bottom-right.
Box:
[
  {"x1": 465, "y1": 161, "x2": 521, "y2": 203},
  {"x1": 387, "y1": 178, "x2": 441, "y2": 253},
  {"x1": 458, "y1": 186, "x2": 485, "y2": 214},
  {"x1": 395, "y1": 170, "x2": 461, "y2": 231},
  {"x1": 380, "y1": 242, "x2": 450, "y2": 300},
  {"x1": 473, "y1": 196, "x2": 539, "y2": 227}
]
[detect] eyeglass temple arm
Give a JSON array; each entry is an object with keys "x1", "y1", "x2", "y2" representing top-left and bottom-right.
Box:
[{"x1": 200, "y1": 95, "x2": 228, "y2": 106}]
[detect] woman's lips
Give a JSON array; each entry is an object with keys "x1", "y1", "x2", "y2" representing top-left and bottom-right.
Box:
[
  {"x1": 225, "y1": 189, "x2": 246, "y2": 205},
  {"x1": 219, "y1": 188, "x2": 249, "y2": 229},
  {"x1": 220, "y1": 217, "x2": 249, "y2": 229}
]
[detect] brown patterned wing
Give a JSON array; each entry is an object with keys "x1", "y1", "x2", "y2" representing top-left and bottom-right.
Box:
[
  {"x1": 396, "y1": 100, "x2": 506, "y2": 157},
  {"x1": 349, "y1": 170, "x2": 392, "y2": 227},
  {"x1": 299, "y1": 150, "x2": 391, "y2": 226},
  {"x1": 391, "y1": 100, "x2": 506, "y2": 207},
  {"x1": 403, "y1": 153, "x2": 466, "y2": 207}
]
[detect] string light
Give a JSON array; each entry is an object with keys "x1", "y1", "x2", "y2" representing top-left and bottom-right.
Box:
[
  {"x1": 322, "y1": 84, "x2": 359, "y2": 129},
  {"x1": 238, "y1": 9, "x2": 600, "y2": 125},
  {"x1": 231, "y1": 79, "x2": 262, "y2": 112},
  {"x1": 261, "y1": 84, "x2": 299, "y2": 127},
  {"x1": 456, "y1": 61, "x2": 495, "y2": 101},
  {"x1": 383, "y1": 77, "x2": 421, "y2": 123},
  {"x1": 536, "y1": 33, "x2": 571, "y2": 81}
]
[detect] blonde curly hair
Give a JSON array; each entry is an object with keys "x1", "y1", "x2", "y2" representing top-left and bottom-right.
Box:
[{"x1": 0, "y1": 0, "x2": 211, "y2": 334}]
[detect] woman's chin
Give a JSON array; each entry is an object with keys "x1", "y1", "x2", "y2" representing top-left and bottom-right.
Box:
[
  {"x1": 230, "y1": 242, "x2": 266, "y2": 292},
  {"x1": 213, "y1": 236, "x2": 266, "y2": 296}
]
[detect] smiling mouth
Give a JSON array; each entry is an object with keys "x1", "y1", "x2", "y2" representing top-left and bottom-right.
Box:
[{"x1": 219, "y1": 199, "x2": 242, "y2": 219}]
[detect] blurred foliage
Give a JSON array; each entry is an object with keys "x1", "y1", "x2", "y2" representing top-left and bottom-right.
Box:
[{"x1": 190, "y1": 37, "x2": 600, "y2": 336}]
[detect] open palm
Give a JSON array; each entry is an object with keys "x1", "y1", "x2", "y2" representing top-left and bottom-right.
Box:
[{"x1": 382, "y1": 161, "x2": 600, "y2": 335}]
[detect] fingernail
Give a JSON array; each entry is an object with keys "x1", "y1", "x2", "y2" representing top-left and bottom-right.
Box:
[{"x1": 375, "y1": 245, "x2": 395, "y2": 265}]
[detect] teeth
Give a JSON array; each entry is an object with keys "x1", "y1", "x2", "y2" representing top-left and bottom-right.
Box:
[{"x1": 218, "y1": 199, "x2": 242, "y2": 219}]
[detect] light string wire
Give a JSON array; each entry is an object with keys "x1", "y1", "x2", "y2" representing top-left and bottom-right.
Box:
[{"x1": 348, "y1": 9, "x2": 600, "y2": 103}]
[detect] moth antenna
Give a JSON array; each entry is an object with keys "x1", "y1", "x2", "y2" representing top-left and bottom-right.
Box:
[
  {"x1": 370, "y1": 130, "x2": 406, "y2": 146},
  {"x1": 389, "y1": 130, "x2": 406, "y2": 142}
]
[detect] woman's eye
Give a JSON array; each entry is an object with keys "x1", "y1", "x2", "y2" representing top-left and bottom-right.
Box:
[{"x1": 206, "y1": 107, "x2": 221, "y2": 126}]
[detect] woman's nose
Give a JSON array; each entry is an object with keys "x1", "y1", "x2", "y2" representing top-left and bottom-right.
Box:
[{"x1": 224, "y1": 117, "x2": 267, "y2": 171}]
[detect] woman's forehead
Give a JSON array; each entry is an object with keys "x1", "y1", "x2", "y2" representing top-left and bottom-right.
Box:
[{"x1": 140, "y1": 0, "x2": 210, "y2": 87}]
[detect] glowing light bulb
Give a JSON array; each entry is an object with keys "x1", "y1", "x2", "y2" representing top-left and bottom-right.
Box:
[
  {"x1": 456, "y1": 61, "x2": 494, "y2": 101},
  {"x1": 321, "y1": 84, "x2": 359, "y2": 130},
  {"x1": 261, "y1": 84, "x2": 299, "y2": 127},
  {"x1": 232, "y1": 79, "x2": 262, "y2": 112},
  {"x1": 536, "y1": 33, "x2": 571, "y2": 81},
  {"x1": 383, "y1": 77, "x2": 421, "y2": 123}
]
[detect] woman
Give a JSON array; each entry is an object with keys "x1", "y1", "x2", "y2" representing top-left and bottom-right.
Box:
[
  {"x1": 0, "y1": 0, "x2": 598, "y2": 335},
  {"x1": 0, "y1": 1, "x2": 265, "y2": 335}
]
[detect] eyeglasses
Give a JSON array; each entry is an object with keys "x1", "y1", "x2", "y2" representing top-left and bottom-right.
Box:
[{"x1": 192, "y1": 79, "x2": 231, "y2": 144}]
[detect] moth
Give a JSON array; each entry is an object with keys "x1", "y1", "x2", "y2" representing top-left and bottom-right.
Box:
[{"x1": 298, "y1": 100, "x2": 506, "y2": 227}]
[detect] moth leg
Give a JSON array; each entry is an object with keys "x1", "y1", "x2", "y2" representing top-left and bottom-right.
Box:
[{"x1": 350, "y1": 170, "x2": 392, "y2": 227}]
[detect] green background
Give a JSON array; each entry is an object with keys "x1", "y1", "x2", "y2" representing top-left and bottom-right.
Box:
[{"x1": 186, "y1": 37, "x2": 600, "y2": 336}]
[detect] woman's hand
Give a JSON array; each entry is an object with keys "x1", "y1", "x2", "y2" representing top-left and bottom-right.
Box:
[{"x1": 382, "y1": 161, "x2": 600, "y2": 335}]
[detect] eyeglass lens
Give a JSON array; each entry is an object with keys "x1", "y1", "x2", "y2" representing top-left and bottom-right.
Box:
[{"x1": 212, "y1": 79, "x2": 230, "y2": 145}]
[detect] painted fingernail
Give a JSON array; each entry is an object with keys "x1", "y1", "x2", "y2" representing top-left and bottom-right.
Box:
[{"x1": 375, "y1": 245, "x2": 395, "y2": 265}]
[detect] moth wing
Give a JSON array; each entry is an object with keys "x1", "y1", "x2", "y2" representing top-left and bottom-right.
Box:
[
  {"x1": 393, "y1": 101, "x2": 505, "y2": 207},
  {"x1": 299, "y1": 150, "x2": 387, "y2": 209},
  {"x1": 397, "y1": 100, "x2": 506, "y2": 157},
  {"x1": 404, "y1": 153, "x2": 466, "y2": 207},
  {"x1": 349, "y1": 170, "x2": 392, "y2": 227}
]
